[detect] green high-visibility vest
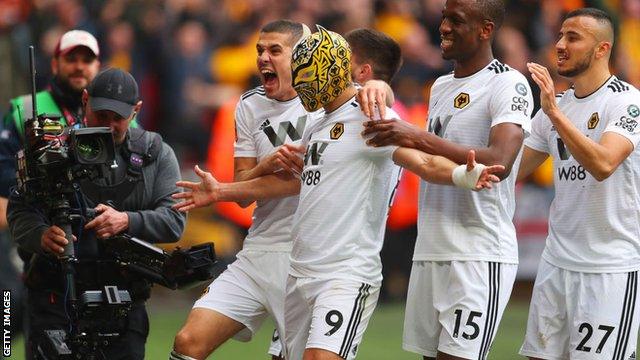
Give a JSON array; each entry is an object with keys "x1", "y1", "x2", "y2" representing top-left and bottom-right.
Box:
[
  {"x1": 8, "y1": 91, "x2": 62, "y2": 138},
  {"x1": 6, "y1": 90, "x2": 139, "y2": 139}
]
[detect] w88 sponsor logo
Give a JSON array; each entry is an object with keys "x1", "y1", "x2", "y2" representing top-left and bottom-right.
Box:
[
  {"x1": 301, "y1": 170, "x2": 321, "y2": 185},
  {"x1": 558, "y1": 165, "x2": 586, "y2": 181}
]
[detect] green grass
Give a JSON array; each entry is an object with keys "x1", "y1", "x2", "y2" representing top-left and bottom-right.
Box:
[{"x1": 6, "y1": 301, "x2": 529, "y2": 359}]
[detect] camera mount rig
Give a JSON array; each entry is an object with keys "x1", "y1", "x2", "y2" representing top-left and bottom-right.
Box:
[{"x1": 17, "y1": 46, "x2": 217, "y2": 360}]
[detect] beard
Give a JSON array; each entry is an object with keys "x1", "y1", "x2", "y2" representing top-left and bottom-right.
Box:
[
  {"x1": 54, "y1": 75, "x2": 85, "y2": 96},
  {"x1": 558, "y1": 50, "x2": 593, "y2": 78}
]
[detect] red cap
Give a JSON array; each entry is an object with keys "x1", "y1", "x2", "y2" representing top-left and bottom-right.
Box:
[{"x1": 54, "y1": 30, "x2": 99, "y2": 57}]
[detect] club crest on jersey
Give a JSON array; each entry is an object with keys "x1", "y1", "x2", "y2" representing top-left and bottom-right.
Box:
[
  {"x1": 587, "y1": 112, "x2": 600, "y2": 130},
  {"x1": 330, "y1": 122, "x2": 344, "y2": 139},
  {"x1": 454, "y1": 92, "x2": 470, "y2": 109},
  {"x1": 628, "y1": 104, "x2": 639, "y2": 118}
]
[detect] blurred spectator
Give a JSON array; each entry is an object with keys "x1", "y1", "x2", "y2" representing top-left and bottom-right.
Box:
[
  {"x1": 161, "y1": 20, "x2": 215, "y2": 163},
  {"x1": 617, "y1": 0, "x2": 640, "y2": 85},
  {"x1": 0, "y1": 1, "x2": 30, "y2": 105}
]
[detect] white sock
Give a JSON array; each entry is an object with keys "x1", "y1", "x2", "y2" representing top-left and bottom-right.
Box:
[{"x1": 169, "y1": 350, "x2": 198, "y2": 360}]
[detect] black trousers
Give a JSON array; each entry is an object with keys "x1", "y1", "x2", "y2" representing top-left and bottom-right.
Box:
[{"x1": 26, "y1": 288, "x2": 149, "y2": 360}]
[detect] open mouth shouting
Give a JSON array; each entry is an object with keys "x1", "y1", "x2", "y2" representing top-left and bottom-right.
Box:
[{"x1": 261, "y1": 68, "x2": 278, "y2": 90}]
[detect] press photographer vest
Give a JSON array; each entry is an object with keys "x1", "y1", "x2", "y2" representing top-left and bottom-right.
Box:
[
  {"x1": 79, "y1": 128, "x2": 162, "y2": 208},
  {"x1": 9, "y1": 91, "x2": 66, "y2": 138}
]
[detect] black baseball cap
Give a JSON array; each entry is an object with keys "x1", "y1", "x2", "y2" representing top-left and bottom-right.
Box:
[{"x1": 87, "y1": 68, "x2": 138, "y2": 119}]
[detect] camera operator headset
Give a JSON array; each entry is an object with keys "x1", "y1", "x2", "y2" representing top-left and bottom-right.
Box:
[{"x1": 7, "y1": 68, "x2": 186, "y2": 360}]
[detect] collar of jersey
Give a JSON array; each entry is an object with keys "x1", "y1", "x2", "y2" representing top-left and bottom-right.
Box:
[
  {"x1": 451, "y1": 61, "x2": 494, "y2": 81},
  {"x1": 324, "y1": 95, "x2": 357, "y2": 116}
]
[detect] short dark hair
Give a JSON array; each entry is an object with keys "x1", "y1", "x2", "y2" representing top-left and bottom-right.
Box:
[
  {"x1": 475, "y1": 0, "x2": 505, "y2": 31},
  {"x1": 260, "y1": 20, "x2": 305, "y2": 47},
  {"x1": 565, "y1": 7, "x2": 614, "y2": 36},
  {"x1": 344, "y1": 28, "x2": 402, "y2": 83}
]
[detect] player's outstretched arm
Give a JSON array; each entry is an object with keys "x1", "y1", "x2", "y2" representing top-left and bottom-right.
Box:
[
  {"x1": 528, "y1": 62, "x2": 634, "y2": 181},
  {"x1": 172, "y1": 165, "x2": 300, "y2": 212},
  {"x1": 364, "y1": 120, "x2": 522, "y2": 180},
  {"x1": 393, "y1": 148, "x2": 503, "y2": 190}
]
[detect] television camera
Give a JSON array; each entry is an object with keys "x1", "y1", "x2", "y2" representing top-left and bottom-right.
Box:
[{"x1": 15, "y1": 46, "x2": 216, "y2": 359}]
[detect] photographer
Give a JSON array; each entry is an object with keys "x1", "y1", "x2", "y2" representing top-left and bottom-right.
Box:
[
  {"x1": 0, "y1": 29, "x2": 102, "y2": 340},
  {"x1": 7, "y1": 68, "x2": 186, "y2": 359}
]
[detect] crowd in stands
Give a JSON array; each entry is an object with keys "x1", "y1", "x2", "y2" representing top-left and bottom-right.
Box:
[{"x1": 2, "y1": 0, "x2": 639, "y2": 166}]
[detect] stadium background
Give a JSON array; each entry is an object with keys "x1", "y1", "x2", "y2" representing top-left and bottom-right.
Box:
[{"x1": 1, "y1": 0, "x2": 639, "y2": 358}]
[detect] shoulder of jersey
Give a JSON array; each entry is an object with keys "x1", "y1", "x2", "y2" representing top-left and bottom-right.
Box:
[
  {"x1": 430, "y1": 73, "x2": 452, "y2": 93},
  {"x1": 240, "y1": 86, "x2": 267, "y2": 101},
  {"x1": 332, "y1": 100, "x2": 368, "y2": 122},
  {"x1": 486, "y1": 60, "x2": 513, "y2": 75},
  {"x1": 554, "y1": 85, "x2": 572, "y2": 99},
  {"x1": 345, "y1": 100, "x2": 364, "y2": 117},
  {"x1": 606, "y1": 77, "x2": 635, "y2": 94},
  {"x1": 342, "y1": 99, "x2": 391, "y2": 117},
  {"x1": 434, "y1": 72, "x2": 453, "y2": 84},
  {"x1": 486, "y1": 60, "x2": 530, "y2": 82}
]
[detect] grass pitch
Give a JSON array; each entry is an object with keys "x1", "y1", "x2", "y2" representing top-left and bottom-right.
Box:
[{"x1": 7, "y1": 300, "x2": 529, "y2": 359}]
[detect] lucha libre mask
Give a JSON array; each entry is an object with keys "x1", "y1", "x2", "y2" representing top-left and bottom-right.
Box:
[{"x1": 291, "y1": 25, "x2": 352, "y2": 112}]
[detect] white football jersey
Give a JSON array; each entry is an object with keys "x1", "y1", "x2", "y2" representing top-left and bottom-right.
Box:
[
  {"x1": 414, "y1": 60, "x2": 533, "y2": 264},
  {"x1": 525, "y1": 76, "x2": 640, "y2": 272},
  {"x1": 289, "y1": 97, "x2": 401, "y2": 286},
  {"x1": 234, "y1": 86, "x2": 317, "y2": 251}
]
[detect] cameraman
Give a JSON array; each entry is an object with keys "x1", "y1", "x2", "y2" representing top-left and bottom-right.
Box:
[
  {"x1": 0, "y1": 29, "x2": 101, "y2": 340},
  {"x1": 1, "y1": 30, "x2": 101, "y2": 228},
  {"x1": 7, "y1": 68, "x2": 186, "y2": 359}
]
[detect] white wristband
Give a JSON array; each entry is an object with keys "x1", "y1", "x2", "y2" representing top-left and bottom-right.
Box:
[{"x1": 452, "y1": 163, "x2": 486, "y2": 190}]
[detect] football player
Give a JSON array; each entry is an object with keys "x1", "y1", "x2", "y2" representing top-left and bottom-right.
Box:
[
  {"x1": 173, "y1": 25, "x2": 503, "y2": 360},
  {"x1": 362, "y1": 1, "x2": 533, "y2": 359},
  {"x1": 518, "y1": 8, "x2": 640, "y2": 360}
]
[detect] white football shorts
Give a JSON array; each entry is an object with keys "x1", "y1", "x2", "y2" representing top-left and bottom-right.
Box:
[
  {"x1": 520, "y1": 260, "x2": 640, "y2": 360},
  {"x1": 193, "y1": 249, "x2": 289, "y2": 354},
  {"x1": 284, "y1": 276, "x2": 380, "y2": 359},
  {"x1": 403, "y1": 260, "x2": 517, "y2": 359},
  {"x1": 268, "y1": 328, "x2": 283, "y2": 358}
]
